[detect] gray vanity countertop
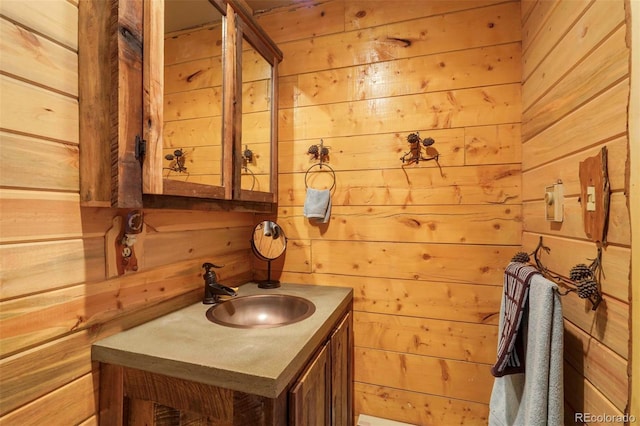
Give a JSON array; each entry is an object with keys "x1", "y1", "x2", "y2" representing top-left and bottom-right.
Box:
[{"x1": 92, "y1": 282, "x2": 353, "y2": 398}]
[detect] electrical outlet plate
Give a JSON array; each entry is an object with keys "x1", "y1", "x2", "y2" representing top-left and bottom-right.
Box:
[{"x1": 545, "y1": 182, "x2": 563, "y2": 222}]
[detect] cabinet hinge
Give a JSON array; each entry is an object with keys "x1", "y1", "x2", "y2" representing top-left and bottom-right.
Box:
[{"x1": 135, "y1": 135, "x2": 146, "y2": 161}]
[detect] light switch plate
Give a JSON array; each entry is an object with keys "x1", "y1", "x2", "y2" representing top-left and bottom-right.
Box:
[
  {"x1": 545, "y1": 182, "x2": 564, "y2": 222},
  {"x1": 586, "y1": 186, "x2": 596, "y2": 211}
]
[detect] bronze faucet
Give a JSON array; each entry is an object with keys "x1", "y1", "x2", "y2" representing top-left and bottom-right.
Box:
[{"x1": 202, "y1": 262, "x2": 237, "y2": 305}]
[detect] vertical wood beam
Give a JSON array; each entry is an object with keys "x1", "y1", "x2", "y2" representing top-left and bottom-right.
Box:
[{"x1": 99, "y1": 364, "x2": 124, "y2": 426}]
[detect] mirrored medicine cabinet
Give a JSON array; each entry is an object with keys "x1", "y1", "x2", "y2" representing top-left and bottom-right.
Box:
[{"x1": 79, "y1": 0, "x2": 282, "y2": 211}]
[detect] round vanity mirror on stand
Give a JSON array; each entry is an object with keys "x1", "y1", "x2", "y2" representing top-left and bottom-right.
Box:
[{"x1": 251, "y1": 221, "x2": 287, "y2": 289}]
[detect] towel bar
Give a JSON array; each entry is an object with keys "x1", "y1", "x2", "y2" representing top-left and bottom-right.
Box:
[{"x1": 515, "y1": 236, "x2": 603, "y2": 310}]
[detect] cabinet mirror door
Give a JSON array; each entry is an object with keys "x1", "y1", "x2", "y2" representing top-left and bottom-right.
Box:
[
  {"x1": 144, "y1": 0, "x2": 231, "y2": 200},
  {"x1": 233, "y1": 7, "x2": 280, "y2": 204},
  {"x1": 239, "y1": 36, "x2": 273, "y2": 197}
]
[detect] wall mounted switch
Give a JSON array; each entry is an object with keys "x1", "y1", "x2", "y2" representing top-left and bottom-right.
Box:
[
  {"x1": 586, "y1": 186, "x2": 596, "y2": 211},
  {"x1": 578, "y1": 146, "x2": 610, "y2": 243},
  {"x1": 545, "y1": 182, "x2": 564, "y2": 222}
]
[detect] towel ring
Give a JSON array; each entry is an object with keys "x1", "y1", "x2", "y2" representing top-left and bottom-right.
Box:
[
  {"x1": 304, "y1": 163, "x2": 336, "y2": 191},
  {"x1": 241, "y1": 166, "x2": 256, "y2": 191}
]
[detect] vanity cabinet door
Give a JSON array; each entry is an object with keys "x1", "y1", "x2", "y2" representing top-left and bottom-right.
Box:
[
  {"x1": 290, "y1": 343, "x2": 331, "y2": 426},
  {"x1": 330, "y1": 312, "x2": 352, "y2": 426},
  {"x1": 289, "y1": 311, "x2": 353, "y2": 426}
]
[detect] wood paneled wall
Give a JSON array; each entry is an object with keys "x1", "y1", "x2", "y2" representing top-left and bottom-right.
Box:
[
  {"x1": 255, "y1": 1, "x2": 522, "y2": 423},
  {"x1": 1, "y1": 0, "x2": 634, "y2": 424},
  {"x1": 0, "y1": 1, "x2": 254, "y2": 423},
  {"x1": 520, "y1": 0, "x2": 631, "y2": 424}
]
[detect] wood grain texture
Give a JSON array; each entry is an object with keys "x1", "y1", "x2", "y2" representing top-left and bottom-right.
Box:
[
  {"x1": 277, "y1": 2, "x2": 520, "y2": 76},
  {"x1": 279, "y1": 83, "x2": 521, "y2": 141},
  {"x1": 523, "y1": 26, "x2": 629, "y2": 140},
  {"x1": 272, "y1": 273, "x2": 502, "y2": 326},
  {"x1": 523, "y1": 0, "x2": 624, "y2": 109},
  {"x1": 0, "y1": 132, "x2": 78, "y2": 193},
  {"x1": 0, "y1": 74, "x2": 78, "y2": 143},
  {"x1": 0, "y1": 0, "x2": 78, "y2": 50},
  {"x1": 563, "y1": 320, "x2": 628, "y2": 411},
  {"x1": 343, "y1": 0, "x2": 504, "y2": 31},
  {"x1": 0, "y1": 238, "x2": 104, "y2": 300},
  {"x1": 522, "y1": 79, "x2": 629, "y2": 171},
  {"x1": 78, "y1": 0, "x2": 112, "y2": 205},
  {"x1": 279, "y1": 129, "x2": 466, "y2": 172},
  {"x1": 354, "y1": 311, "x2": 498, "y2": 364},
  {"x1": 1, "y1": 290, "x2": 203, "y2": 416},
  {"x1": 1, "y1": 0, "x2": 631, "y2": 424},
  {"x1": 279, "y1": 165, "x2": 521, "y2": 207},
  {"x1": 0, "y1": 17, "x2": 78, "y2": 96},
  {"x1": 276, "y1": 204, "x2": 521, "y2": 246},
  {"x1": 522, "y1": 138, "x2": 628, "y2": 200},
  {"x1": 564, "y1": 360, "x2": 625, "y2": 423},
  {"x1": 522, "y1": 0, "x2": 630, "y2": 416},
  {"x1": 354, "y1": 382, "x2": 489, "y2": 426},
  {"x1": 311, "y1": 240, "x2": 513, "y2": 285},
  {"x1": 142, "y1": 0, "x2": 164, "y2": 195},
  {"x1": 0, "y1": 0, "x2": 256, "y2": 422},
  {"x1": 0, "y1": 251, "x2": 250, "y2": 357},
  {"x1": 0, "y1": 372, "x2": 98, "y2": 426},
  {"x1": 124, "y1": 368, "x2": 234, "y2": 419},
  {"x1": 355, "y1": 347, "x2": 494, "y2": 404},
  {"x1": 293, "y1": 43, "x2": 521, "y2": 107}
]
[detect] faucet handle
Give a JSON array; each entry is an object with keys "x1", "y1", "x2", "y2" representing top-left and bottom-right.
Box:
[{"x1": 202, "y1": 262, "x2": 223, "y2": 271}]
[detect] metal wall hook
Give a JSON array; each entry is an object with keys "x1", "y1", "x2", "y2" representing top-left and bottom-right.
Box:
[
  {"x1": 400, "y1": 131, "x2": 439, "y2": 165},
  {"x1": 523, "y1": 236, "x2": 603, "y2": 310},
  {"x1": 307, "y1": 139, "x2": 330, "y2": 168}
]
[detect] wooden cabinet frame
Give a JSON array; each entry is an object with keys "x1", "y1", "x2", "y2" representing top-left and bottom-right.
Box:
[
  {"x1": 96, "y1": 308, "x2": 353, "y2": 426},
  {"x1": 79, "y1": 0, "x2": 282, "y2": 211}
]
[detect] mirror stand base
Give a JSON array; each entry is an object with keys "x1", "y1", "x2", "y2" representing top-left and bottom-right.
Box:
[{"x1": 258, "y1": 280, "x2": 280, "y2": 289}]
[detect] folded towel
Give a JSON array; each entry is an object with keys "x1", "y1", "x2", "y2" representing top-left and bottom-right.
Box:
[
  {"x1": 303, "y1": 188, "x2": 331, "y2": 223},
  {"x1": 491, "y1": 262, "x2": 540, "y2": 377}
]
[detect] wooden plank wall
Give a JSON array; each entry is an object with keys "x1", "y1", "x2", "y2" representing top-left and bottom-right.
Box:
[
  {"x1": 255, "y1": 1, "x2": 523, "y2": 423},
  {"x1": 0, "y1": 0, "x2": 254, "y2": 423},
  {"x1": 630, "y1": 0, "x2": 640, "y2": 421},
  {"x1": 520, "y1": 0, "x2": 631, "y2": 424}
]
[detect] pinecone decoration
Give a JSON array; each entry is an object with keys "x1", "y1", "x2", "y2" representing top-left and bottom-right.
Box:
[
  {"x1": 422, "y1": 137, "x2": 435, "y2": 147},
  {"x1": 576, "y1": 279, "x2": 599, "y2": 299},
  {"x1": 569, "y1": 263, "x2": 593, "y2": 281},
  {"x1": 407, "y1": 133, "x2": 420, "y2": 144},
  {"x1": 511, "y1": 251, "x2": 530, "y2": 263},
  {"x1": 307, "y1": 145, "x2": 319, "y2": 156}
]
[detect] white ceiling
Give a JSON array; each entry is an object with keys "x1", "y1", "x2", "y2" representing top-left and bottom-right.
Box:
[{"x1": 165, "y1": 0, "x2": 301, "y2": 33}]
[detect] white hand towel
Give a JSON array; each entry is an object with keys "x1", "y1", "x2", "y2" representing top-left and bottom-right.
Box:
[{"x1": 303, "y1": 188, "x2": 331, "y2": 223}]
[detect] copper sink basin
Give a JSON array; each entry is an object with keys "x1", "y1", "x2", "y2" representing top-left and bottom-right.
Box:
[{"x1": 205, "y1": 294, "x2": 316, "y2": 328}]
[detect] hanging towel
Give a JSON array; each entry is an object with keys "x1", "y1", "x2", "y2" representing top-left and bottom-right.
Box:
[
  {"x1": 489, "y1": 274, "x2": 564, "y2": 426},
  {"x1": 491, "y1": 262, "x2": 540, "y2": 377},
  {"x1": 303, "y1": 188, "x2": 331, "y2": 223}
]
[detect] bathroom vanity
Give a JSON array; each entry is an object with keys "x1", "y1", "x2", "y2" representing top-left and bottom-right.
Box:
[{"x1": 92, "y1": 283, "x2": 353, "y2": 425}]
